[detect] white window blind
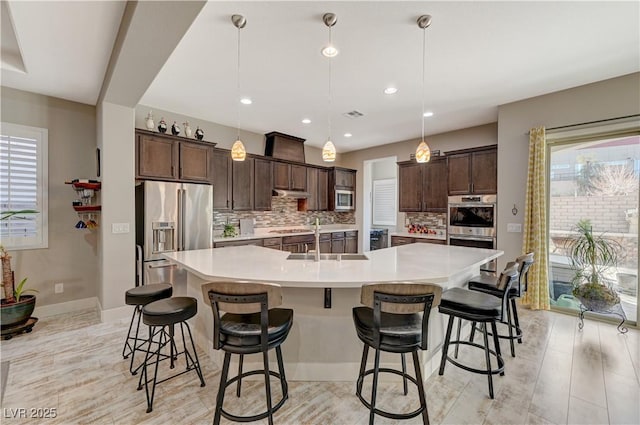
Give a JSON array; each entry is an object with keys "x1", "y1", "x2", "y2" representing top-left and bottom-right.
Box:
[
  {"x1": 0, "y1": 123, "x2": 48, "y2": 250},
  {"x1": 372, "y1": 178, "x2": 396, "y2": 226}
]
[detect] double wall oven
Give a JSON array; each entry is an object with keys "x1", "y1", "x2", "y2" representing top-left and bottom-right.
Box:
[{"x1": 448, "y1": 194, "x2": 497, "y2": 271}]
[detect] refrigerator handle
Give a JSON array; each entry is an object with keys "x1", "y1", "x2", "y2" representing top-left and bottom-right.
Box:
[
  {"x1": 177, "y1": 189, "x2": 183, "y2": 251},
  {"x1": 135, "y1": 244, "x2": 143, "y2": 286}
]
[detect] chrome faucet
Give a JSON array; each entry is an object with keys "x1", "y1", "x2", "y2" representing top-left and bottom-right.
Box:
[{"x1": 314, "y1": 218, "x2": 320, "y2": 262}]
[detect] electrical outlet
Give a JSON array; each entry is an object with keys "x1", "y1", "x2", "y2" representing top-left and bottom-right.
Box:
[
  {"x1": 54, "y1": 282, "x2": 64, "y2": 294},
  {"x1": 112, "y1": 223, "x2": 130, "y2": 234},
  {"x1": 507, "y1": 223, "x2": 522, "y2": 233}
]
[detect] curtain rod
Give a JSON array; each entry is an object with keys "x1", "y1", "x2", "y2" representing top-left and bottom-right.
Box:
[{"x1": 526, "y1": 114, "x2": 640, "y2": 135}]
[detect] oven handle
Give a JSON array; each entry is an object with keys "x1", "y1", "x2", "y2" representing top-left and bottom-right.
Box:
[
  {"x1": 449, "y1": 235, "x2": 495, "y2": 242},
  {"x1": 448, "y1": 203, "x2": 496, "y2": 208}
]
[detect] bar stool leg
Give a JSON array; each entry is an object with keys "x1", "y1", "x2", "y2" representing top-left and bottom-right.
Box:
[
  {"x1": 181, "y1": 322, "x2": 205, "y2": 386},
  {"x1": 123, "y1": 305, "x2": 139, "y2": 359},
  {"x1": 481, "y1": 323, "x2": 494, "y2": 399},
  {"x1": 139, "y1": 325, "x2": 164, "y2": 413},
  {"x1": 454, "y1": 318, "x2": 462, "y2": 359},
  {"x1": 491, "y1": 321, "x2": 505, "y2": 377},
  {"x1": 469, "y1": 321, "x2": 477, "y2": 343},
  {"x1": 237, "y1": 354, "x2": 244, "y2": 397},
  {"x1": 262, "y1": 350, "x2": 274, "y2": 425},
  {"x1": 438, "y1": 316, "x2": 455, "y2": 375},
  {"x1": 369, "y1": 348, "x2": 381, "y2": 425},
  {"x1": 214, "y1": 352, "x2": 231, "y2": 425},
  {"x1": 412, "y1": 350, "x2": 430, "y2": 425},
  {"x1": 356, "y1": 345, "x2": 369, "y2": 396},
  {"x1": 127, "y1": 306, "x2": 144, "y2": 375},
  {"x1": 505, "y1": 300, "x2": 515, "y2": 357},
  {"x1": 275, "y1": 346, "x2": 288, "y2": 400},
  {"x1": 401, "y1": 353, "x2": 408, "y2": 395},
  {"x1": 511, "y1": 298, "x2": 523, "y2": 343}
]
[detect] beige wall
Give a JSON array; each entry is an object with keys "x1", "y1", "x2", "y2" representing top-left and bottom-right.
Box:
[
  {"x1": 497, "y1": 72, "x2": 640, "y2": 269},
  {"x1": 1, "y1": 87, "x2": 99, "y2": 306},
  {"x1": 135, "y1": 105, "x2": 328, "y2": 166}
]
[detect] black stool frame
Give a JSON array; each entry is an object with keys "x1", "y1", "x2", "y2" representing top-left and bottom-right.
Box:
[
  {"x1": 138, "y1": 319, "x2": 205, "y2": 413},
  {"x1": 356, "y1": 291, "x2": 435, "y2": 425},
  {"x1": 208, "y1": 291, "x2": 288, "y2": 425},
  {"x1": 122, "y1": 304, "x2": 146, "y2": 374}
]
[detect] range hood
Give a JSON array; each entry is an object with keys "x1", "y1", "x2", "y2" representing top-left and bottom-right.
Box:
[{"x1": 273, "y1": 189, "x2": 311, "y2": 198}]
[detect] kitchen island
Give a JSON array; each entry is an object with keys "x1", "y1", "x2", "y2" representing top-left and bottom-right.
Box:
[{"x1": 164, "y1": 243, "x2": 502, "y2": 381}]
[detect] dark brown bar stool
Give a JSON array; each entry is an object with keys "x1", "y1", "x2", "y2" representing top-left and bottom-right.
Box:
[
  {"x1": 438, "y1": 263, "x2": 519, "y2": 399},
  {"x1": 467, "y1": 253, "x2": 534, "y2": 357},
  {"x1": 203, "y1": 281, "x2": 293, "y2": 425},
  {"x1": 352, "y1": 283, "x2": 442, "y2": 425},
  {"x1": 137, "y1": 296, "x2": 206, "y2": 413},
  {"x1": 122, "y1": 283, "x2": 173, "y2": 374}
]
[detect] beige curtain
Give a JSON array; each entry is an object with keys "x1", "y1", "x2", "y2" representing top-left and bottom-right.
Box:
[{"x1": 522, "y1": 127, "x2": 550, "y2": 310}]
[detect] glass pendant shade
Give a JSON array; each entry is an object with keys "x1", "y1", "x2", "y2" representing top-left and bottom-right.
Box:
[
  {"x1": 231, "y1": 139, "x2": 246, "y2": 161},
  {"x1": 322, "y1": 140, "x2": 336, "y2": 162},
  {"x1": 415, "y1": 140, "x2": 431, "y2": 163}
]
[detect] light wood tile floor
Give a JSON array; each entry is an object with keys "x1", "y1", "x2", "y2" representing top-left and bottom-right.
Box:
[{"x1": 0, "y1": 305, "x2": 638, "y2": 424}]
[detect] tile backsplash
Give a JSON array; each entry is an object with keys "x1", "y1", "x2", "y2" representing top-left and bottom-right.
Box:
[
  {"x1": 213, "y1": 197, "x2": 355, "y2": 230},
  {"x1": 405, "y1": 212, "x2": 447, "y2": 230}
]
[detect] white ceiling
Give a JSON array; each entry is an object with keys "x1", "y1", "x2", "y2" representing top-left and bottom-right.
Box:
[{"x1": 2, "y1": 2, "x2": 639, "y2": 153}]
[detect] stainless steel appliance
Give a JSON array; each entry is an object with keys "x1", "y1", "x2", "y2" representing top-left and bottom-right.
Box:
[
  {"x1": 369, "y1": 228, "x2": 388, "y2": 250},
  {"x1": 335, "y1": 189, "x2": 355, "y2": 211},
  {"x1": 448, "y1": 194, "x2": 497, "y2": 271},
  {"x1": 135, "y1": 181, "x2": 213, "y2": 286}
]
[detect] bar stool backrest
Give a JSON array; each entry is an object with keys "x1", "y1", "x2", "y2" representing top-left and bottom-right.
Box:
[
  {"x1": 515, "y1": 252, "x2": 535, "y2": 295},
  {"x1": 360, "y1": 283, "x2": 442, "y2": 314},
  {"x1": 496, "y1": 262, "x2": 520, "y2": 321},
  {"x1": 202, "y1": 281, "x2": 282, "y2": 314}
]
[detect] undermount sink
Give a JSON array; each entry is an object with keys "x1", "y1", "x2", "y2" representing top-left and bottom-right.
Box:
[{"x1": 286, "y1": 253, "x2": 369, "y2": 261}]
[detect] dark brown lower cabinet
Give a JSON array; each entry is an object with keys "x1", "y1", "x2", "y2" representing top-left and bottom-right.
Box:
[
  {"x1": 391, "y1": 236, "x2": 446, "y2": 246},
  {"x1": 262, "y1": 237, "x2": 282, "y2": 250},
  {"x1": 282, "y1": 235, "x2": 315, "y2": 253},
  {"x1": 331, "y1": 232, "x2": 345, "y2": 253},
  {"x1": 345, "y1": 231, "x2": 358, "y2": 253}
]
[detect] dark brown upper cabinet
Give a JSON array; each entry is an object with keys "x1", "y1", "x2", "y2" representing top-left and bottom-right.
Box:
[
  {"x1": 273, "y1": 161, "x2": 307, "y2": 191},
  {"x1": 135, "y1": 129, "x2": 214, "y2": 183},
  {"x1": 254, "y1": 157, "x2": 273, "y2": 211},
  {"x1": 231, "y1": 157, "x2": 255, "y2": 211},
  {"x1": 212, "y1": 148, "x2": 232, "y2": 210},
  {"x1": 398, "y1": 157, "x2": 448, "y2": 212},
  {"x1": 328, "y1": 167, "x2": 357, "y2": 211},
  {"x1": 305, "y1": 167, "x2": 329, "y2": 211},
  {"x1": 446, "y1": 146, "x2": 497, "y2": 195}
]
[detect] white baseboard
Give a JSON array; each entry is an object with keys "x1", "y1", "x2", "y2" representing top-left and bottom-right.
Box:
[{"x1": 33, "y1": 297, "x2": 99, "y2": 318}]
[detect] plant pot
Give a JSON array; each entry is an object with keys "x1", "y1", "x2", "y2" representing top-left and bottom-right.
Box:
[
  {"x1": 573, "y1": 283, "x2": 620, "y2": 311},
  {"x1": 1, "y1": 295, "x2": 36, "y2": 329}
]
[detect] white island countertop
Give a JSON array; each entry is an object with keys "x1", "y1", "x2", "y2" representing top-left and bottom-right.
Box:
[{"x1": 163, "y1": 243, "x2": 503, "y2": 288}]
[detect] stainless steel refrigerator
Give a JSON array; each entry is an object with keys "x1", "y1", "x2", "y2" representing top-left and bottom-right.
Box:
[{"x1": 135, "y1": 181, "x2": 213, "y2": 286}]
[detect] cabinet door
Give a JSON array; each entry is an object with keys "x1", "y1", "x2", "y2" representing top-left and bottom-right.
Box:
[
  {"x1": 179, "y1": 142, "x2": 211, "y2": 182},
  {"x1": 232, "y1": 157, "x2": 254, "y2": 210},
  {"x1": 447, "y1": 154, "x2": 471, "y2": 195},
  {"x1": 335, "y1": 169, "x2": 355, "y2": 189},
  {"x1": 306, "y1": 167, "x2": 319, "y2": 211},
  {"x1": 470, "y1": 149, "x2": 497, "y2": 194},
  {"x1": 212, "y1": 149, "x2": 232, "y2": 210},
  {"x1": 254, "y1": 158, "x2": 273, "y2": 211},
  {"x1": 317, "y1": 169, "x2": 329, "y2": 211},
  {"x1": 331, "y1": 238, "x2": 345, "y2": 253},
  {"x1": 345, "y1": 231, "x2": 358, "y2": 253},
  {"x1": 290, "y1": 165, "x2": 307, "y2": 191},
  {"x1": 398, "y1": 163, "x2": 423, "y2": 212},
  {"x1": 137, "y1": 134, "x2": 177, "y2": 180},
  {"x1": 273, "y1": 162, "x2": 290, "y2": 189},
  {"x1": 281, "y1": 243, "x2": 299, "y2": 253},
  {"x1": 423, "y1": 158, "x2": 448, "y2": 211},
  {"x1": 391, "y1": 236, "x2": 414, "y2": 247}
]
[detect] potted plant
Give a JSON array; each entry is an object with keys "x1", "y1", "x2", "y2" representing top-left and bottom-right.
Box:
[
  {"x1": 566, "y1": 219, "x2": 621, "y2": 311},
  {"x1": 1, "y1": 210, "x2": 39, "y2": 330}
]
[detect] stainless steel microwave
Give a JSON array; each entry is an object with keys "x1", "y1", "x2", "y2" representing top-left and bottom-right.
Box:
[{"x1": 335, "y1": 190, "x2": 355, "y2": 211}]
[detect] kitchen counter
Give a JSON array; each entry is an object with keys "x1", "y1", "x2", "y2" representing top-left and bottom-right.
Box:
[
  {"x1": 213, "y1": 223, "x2": 358, "y2": 243},
  {"x1": 390, "y1": 230, "x2": 447, "y2": 241},
  {"x1": 164, "y1": 243, "x2": 502, "y2": 381}
]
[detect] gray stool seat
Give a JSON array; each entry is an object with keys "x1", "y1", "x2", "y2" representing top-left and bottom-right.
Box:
[
  {"x1": 353, "y1": 307, "x2": 422, "y2": 353},
  {"x1": 142, "y1": 297, "x2": 197, "y2": 326},
  {"x1": 219, "y1": 309, "x2": 293, "y2": 354},
  {"x1": 439, "y1": 288, "x2": 502, "y2": 321}
]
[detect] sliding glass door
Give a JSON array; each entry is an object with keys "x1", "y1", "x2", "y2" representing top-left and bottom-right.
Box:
[{"x1": 548, "y1": 134, "x2": 639, "y2": 324}]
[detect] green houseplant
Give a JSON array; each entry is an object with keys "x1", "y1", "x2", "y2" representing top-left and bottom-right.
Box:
[
  {"x1": 566, "y1": 219, "x2": 621, "y2": 311},
  {"x1": 1, "y1": 210, "x2": 39, "y2": 329}
]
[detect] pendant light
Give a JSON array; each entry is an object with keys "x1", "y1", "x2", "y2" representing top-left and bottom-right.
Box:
[
  {"x1": 415, "y1": 15, "x2": 432, "y2": 164},
  {"x1": 231, "y1": 14, "x2": 247, "y2": 161},
  {"x1": 321, "y1": 13, "x2": 337, "y2": 163}
]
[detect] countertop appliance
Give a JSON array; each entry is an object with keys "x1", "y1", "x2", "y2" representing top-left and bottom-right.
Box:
[
  {"x1": 135, "y1": 181, "x2": 213, "y2": 286},
  {"x1": 369, "y1": 228, "x2": 389, "y2": 251},
  {"x1": 448, "y1": 194, "x2": 497, "y2": 272}
]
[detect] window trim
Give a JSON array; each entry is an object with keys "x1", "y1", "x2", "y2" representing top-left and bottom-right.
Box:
[{"x1": 0, "y1": 122, "x2": 48, "y2": 250}]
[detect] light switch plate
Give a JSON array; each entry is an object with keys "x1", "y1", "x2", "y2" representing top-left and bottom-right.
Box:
[
  {"x1": 112, "y1": 223, "x2": 130, "y2": 234},
  {"x1": 507, "y1": 223, "x2": 522, "y2": 233}
]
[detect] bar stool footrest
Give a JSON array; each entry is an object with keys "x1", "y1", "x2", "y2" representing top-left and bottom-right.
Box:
[
  {"x1": 446, "y1": 340, "x2": 504, "y2": 376},
  {"x1": 219, "y1": 369, "x2": 288, "y2": 422},
  {"x1": 356, "y1": 367, "x2": 427, "y2": 420}
]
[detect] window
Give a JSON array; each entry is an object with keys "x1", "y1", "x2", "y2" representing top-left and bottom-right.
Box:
[
  {"x1": 0, "y1": 123, "x2": 48, "y2": 250},
  {"x1": 372, "y1": 178, "x2": 396, "y2": 226}
]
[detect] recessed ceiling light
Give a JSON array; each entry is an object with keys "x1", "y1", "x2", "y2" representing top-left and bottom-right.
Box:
[
  {"x1": 240, "y1": 98, "x2": 252, "y2": 105},
  {"x1": 423, "y1": 111, "x2": 434, "y2": 117},
  {"x1": 384, "y1": 87, "x2": 398, "y2": 95},
  {"x1": 344, "y1": 133, "x2": 352, "y2": 138},
  {"x1": 302, "y1": 118, "x2": 311, "y2": 124},
  {"x1": 321, "y1": 45, "x2": 339, "y2": 58}
]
